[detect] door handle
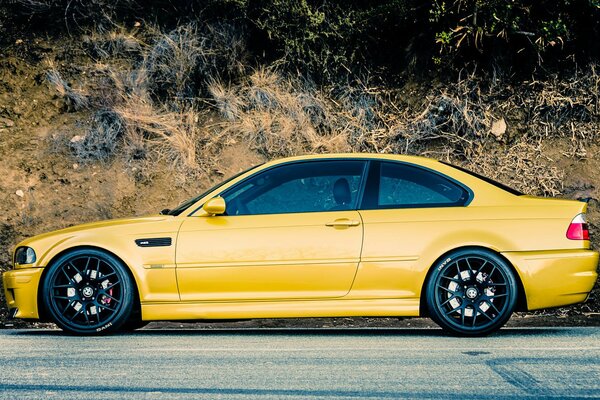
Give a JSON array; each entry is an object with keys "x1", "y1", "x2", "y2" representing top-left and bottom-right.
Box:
[{"x1": 326, "y1": 219, "x2": 360, "y2": 227}]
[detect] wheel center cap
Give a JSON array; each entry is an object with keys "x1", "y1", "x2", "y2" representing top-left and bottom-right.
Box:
[
  {"x1": 82, "y1": 286, "x2": 94, "y2": 298},
  {"x1": 465, "y1": 287, "x2": 479, "y2": 299}
]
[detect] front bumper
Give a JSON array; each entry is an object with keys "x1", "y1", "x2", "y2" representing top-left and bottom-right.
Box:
[
  {"x1": 503, "y1": 249, "x2": 599, "y2": 310},
  {"x1": 2, "y1": 267, "x2": 44, "y2": 320}
]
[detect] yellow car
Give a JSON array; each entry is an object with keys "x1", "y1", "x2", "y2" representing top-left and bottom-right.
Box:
[{"x1": 3, "y1": 154, "x2": 598, "y2": 335}]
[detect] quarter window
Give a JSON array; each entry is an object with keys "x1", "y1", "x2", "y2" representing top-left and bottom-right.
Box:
[{"x1": 222, "y1": 161, "x2": 366, "y2": 215}]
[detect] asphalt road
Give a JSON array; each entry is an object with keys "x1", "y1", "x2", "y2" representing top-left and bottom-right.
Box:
[{"x1": 0, "y1": 327, "x2": 598, "y2": 399}]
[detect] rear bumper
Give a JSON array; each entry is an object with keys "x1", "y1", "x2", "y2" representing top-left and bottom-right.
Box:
[
  {"x1": 2, "y1": 267, "x2": 44, "y2": 320},
  {"x1": 502, "y1": 249, "x2": 599, "y2": 310}
]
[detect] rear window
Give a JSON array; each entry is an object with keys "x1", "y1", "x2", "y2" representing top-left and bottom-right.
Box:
[
  {"x1": 361, "y1": 161, "x2": 470, "y2": 209},
  {"x1": 440, "y1": 161, "x2": 524, "y2": 196}
]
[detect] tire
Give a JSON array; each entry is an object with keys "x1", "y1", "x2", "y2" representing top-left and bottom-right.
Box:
[
  {"x1": 425, "y1": 248, "x2": 518, "y2": 336},
  {"x1": 41, "y1": 249, "x2": 135, "y2": 335},
  {"x1": 119, "y1": 314, "x2": 149, "y2": 332}
]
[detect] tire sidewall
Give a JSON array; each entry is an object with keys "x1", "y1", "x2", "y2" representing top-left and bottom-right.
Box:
[
  {"x1": 426, "y1": 249, "x2": 518, "y2": 336},
  {"x1": 42, "y1": 249, "x2": 134, "y2": 335}
]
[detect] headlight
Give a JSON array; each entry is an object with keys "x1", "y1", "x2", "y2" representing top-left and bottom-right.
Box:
[{"x1": 14, "y1": 247, "x2": 36, "y2": 266}]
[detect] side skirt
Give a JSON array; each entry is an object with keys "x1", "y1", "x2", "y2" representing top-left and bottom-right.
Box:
[{"x1": 141, "y1": 298, "x2": 420, "y2": 321}]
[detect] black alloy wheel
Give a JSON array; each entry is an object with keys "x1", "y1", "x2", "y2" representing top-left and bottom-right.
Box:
[
  {"x1": 426, "y1": 249, "x2": 518, "y2": 336},
  {"x1": 42, "y1": 249, "x2": 134, "y2": 335}
]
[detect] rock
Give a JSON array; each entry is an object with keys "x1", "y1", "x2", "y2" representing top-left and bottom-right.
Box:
[
  {"x1": 70, "y1": 135, "x2": 84, "y2": 143},
  {"x1": 491, "y1": 118, "x2": 507, "y2": 139},
  {"x1": 0, "y1": 117, "x2": 14, "y2": 128},
  {"x1": 15, "y1": 190, "x2": 24, "y2": 198}
]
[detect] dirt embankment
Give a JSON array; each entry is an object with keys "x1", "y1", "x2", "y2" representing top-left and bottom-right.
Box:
[{"x1": 0, "y1": 27, "x2": 599, "y2": 328}]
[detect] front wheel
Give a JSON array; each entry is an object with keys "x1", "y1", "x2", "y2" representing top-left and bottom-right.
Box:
[
  {"x1": 425, "y1": 249, "x2": 518, "y2": 336},
  {"x1": 42, "y1": 249, "x2": 135, "y2": 335}
]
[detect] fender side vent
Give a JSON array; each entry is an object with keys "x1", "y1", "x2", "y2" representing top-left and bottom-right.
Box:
[{"x1": 135, "y1": 238, "x2": 172, "y2": 247}]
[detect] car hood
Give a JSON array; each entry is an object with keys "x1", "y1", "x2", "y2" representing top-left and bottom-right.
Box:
[{"x1": 14, "y1": 215, "x2": 177, "y2": 260}]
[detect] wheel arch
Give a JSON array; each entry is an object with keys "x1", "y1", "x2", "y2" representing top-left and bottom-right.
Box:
[
  {"x1": 418, "y1": 245, "x2": 527, "y2": 317},
  {"x1": 37, "y1": 245, "x2": 142, "y2": 322}
]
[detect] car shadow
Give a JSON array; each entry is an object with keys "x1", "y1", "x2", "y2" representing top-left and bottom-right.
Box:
[{"x1": 7, "y1": 326, "x2": 584, "y2": 337}]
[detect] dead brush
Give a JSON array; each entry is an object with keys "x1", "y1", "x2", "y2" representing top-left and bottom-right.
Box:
[
  {"x1": 143, "y1": 22, "x2": 247, "y2": 102},
  {"x1": 464, "y1": 141, "x2": 564, "y2": 196},
  {"x1": 208, "y1": 80, "x2": 245, "y2": 121},
  {"x1": 83, "y1": 27, "x2": 144, "y2": 59},
  {"x1": 113, "y1": 95, "x2": 223, "y2": 175},
  {"x1": 213, "y1": 68, "x2": 352, "y2": 157},
  {"x1": 143, "y1": 23, "x2": 205, "y2": 100},
  {"x1": 401, "y1": 94, "x2": 489, "y2": 155},
  {"x1": 46, "y1": 69, "x2": 89, "y2": 110},
  {"x1": 72, "y1": 110, "x2": 123, "y2": 161}
]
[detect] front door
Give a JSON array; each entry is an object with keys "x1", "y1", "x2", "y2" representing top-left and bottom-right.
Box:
[{"x1": 176, "y1": 160, "x2": 367, "y2": 301}]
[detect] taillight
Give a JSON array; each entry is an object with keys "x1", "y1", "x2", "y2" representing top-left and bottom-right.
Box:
[{"x1": 566, "y1": 213, "x2": 590, "y2": 240}]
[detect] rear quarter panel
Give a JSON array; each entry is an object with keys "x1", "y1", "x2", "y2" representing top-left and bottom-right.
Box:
[{"x1": 350, "y1": 171, "x2": 591, "y2": 303}]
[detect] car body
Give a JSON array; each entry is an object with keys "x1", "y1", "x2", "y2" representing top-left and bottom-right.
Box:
[{"x1": 3, "y1": 153, "x2": 598, "y2": 335}]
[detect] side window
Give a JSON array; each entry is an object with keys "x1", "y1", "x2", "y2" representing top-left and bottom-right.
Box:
[
  {"x1": 365, "y1": 162, "x2": 467, "y2": 209},
  {"x1": 222, "y1": 161, "x2": 366, "y2": 216}
]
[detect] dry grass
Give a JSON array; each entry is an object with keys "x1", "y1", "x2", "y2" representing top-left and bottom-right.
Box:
[
  {"x1": 46, "y1": 68, "x2": 89, "y2": 110},
  {"x1": 83, "y1": 26, "x2": 144, "y2": 60},
  {"x1": 43, "y1": 21, "x2": 600, "y2": 198}
]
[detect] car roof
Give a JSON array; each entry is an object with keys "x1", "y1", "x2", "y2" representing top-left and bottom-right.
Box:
[{"x1": 261, "y1": 153, "x2": 439, "y2": 167}]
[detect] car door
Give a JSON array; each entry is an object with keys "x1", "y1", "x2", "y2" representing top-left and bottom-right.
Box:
[
  {"x1": 175, "y1": 159, "x2": 367, "y2": 301},
  {"x1": 351, "y1": 161, "x2": 471, "y2": 299}
]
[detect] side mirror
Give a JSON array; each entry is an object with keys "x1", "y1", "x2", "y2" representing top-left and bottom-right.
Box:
[{"x1": 201, "y1": 197, "x2": 226, "y2": 216}]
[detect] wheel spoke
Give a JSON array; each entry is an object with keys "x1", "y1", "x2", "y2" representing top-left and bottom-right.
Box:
[
  {"x1": 68, "y1": 261, "x2": 83, "y2": 276},
  {"x1": 83, "y1": 257, "x2": 92, "y2": 276},
  {"x1": 69, "y1": 306, "x2": 84, "y2": 321},
  {"x1": 488, "y1": 265, "x2": 497, "y2": 280},
  {"x1": 61, "y1": 268, "x2": 73, "y2": 283},
  {"x1": 440, "y1": 295, "x2": 458, "y2": 307},
  {"x1": 104, "y1": 281, "x2": 120, "y2": 291},
  {"x1": 472, "y1": 310, "x2": 477, "y2": 327},
  {"x1": 100, "y1": 272, "x2": 117, "y2": 280},
  {"x1": 100, "y1": 293, "x2": 121, "y2": 303},
  {"x1": 465, "y1": 258, "x2": 473, "y2": 272},
  {"x1": 82, "y1": 304, "x2": 90, "y2": 324},
  {"x1": 440, "y1": 276, "x2": 462, "y2": 284},
  {"x1": 437, "y1": 284, "x2": 457, "y2": 295},
  {"x1": 479, "y1": 307, "x2": 494, "y2": 321},
  {"x1": 476, "y1": 260, "x2": 488, "y2": 276},
  {"x1": 61, "y1": 301, "x2": 72, "y2": 315},
  {"x1": 445, "y1": 307, "x2": 459, "y2": 316},
  {"x1": 97, "y1": 303, "x2": 117, "y2": 313},
  {"x1": 488, "y1": 301, "x2": 502, "y2": 315}
]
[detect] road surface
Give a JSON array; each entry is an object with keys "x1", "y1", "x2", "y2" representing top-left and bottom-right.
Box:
[{"x1": 0, "y1": 327, "x2": 598, "y2": 399}]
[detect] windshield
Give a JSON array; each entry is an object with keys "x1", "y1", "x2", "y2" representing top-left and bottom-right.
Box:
[{"x1": 167, "y1": 164, "x2": 263, "y2": 216}]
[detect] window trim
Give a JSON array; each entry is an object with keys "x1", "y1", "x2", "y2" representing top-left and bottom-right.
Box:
[
  {"x1": 196, "y1": 158, "x2": 371, "y2": 217},
  {"x1": 439, "y1": 161, "x2": 524, "y2": 196},
  {"x1": 360, "y1": 160, "x2": 473, "y2": 210}
]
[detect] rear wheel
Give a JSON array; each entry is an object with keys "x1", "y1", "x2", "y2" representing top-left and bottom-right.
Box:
[
  {"x1": 42, "y1": 249, "x2": 134, "y2": 335},
  {"x1": 426, "y1": 249, "x2": 518, "y2": 336}
]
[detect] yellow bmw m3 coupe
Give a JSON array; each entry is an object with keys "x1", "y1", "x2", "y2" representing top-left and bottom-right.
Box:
[{"x1": 3, "y1": 154, "x2": 598, "y2": 335}]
